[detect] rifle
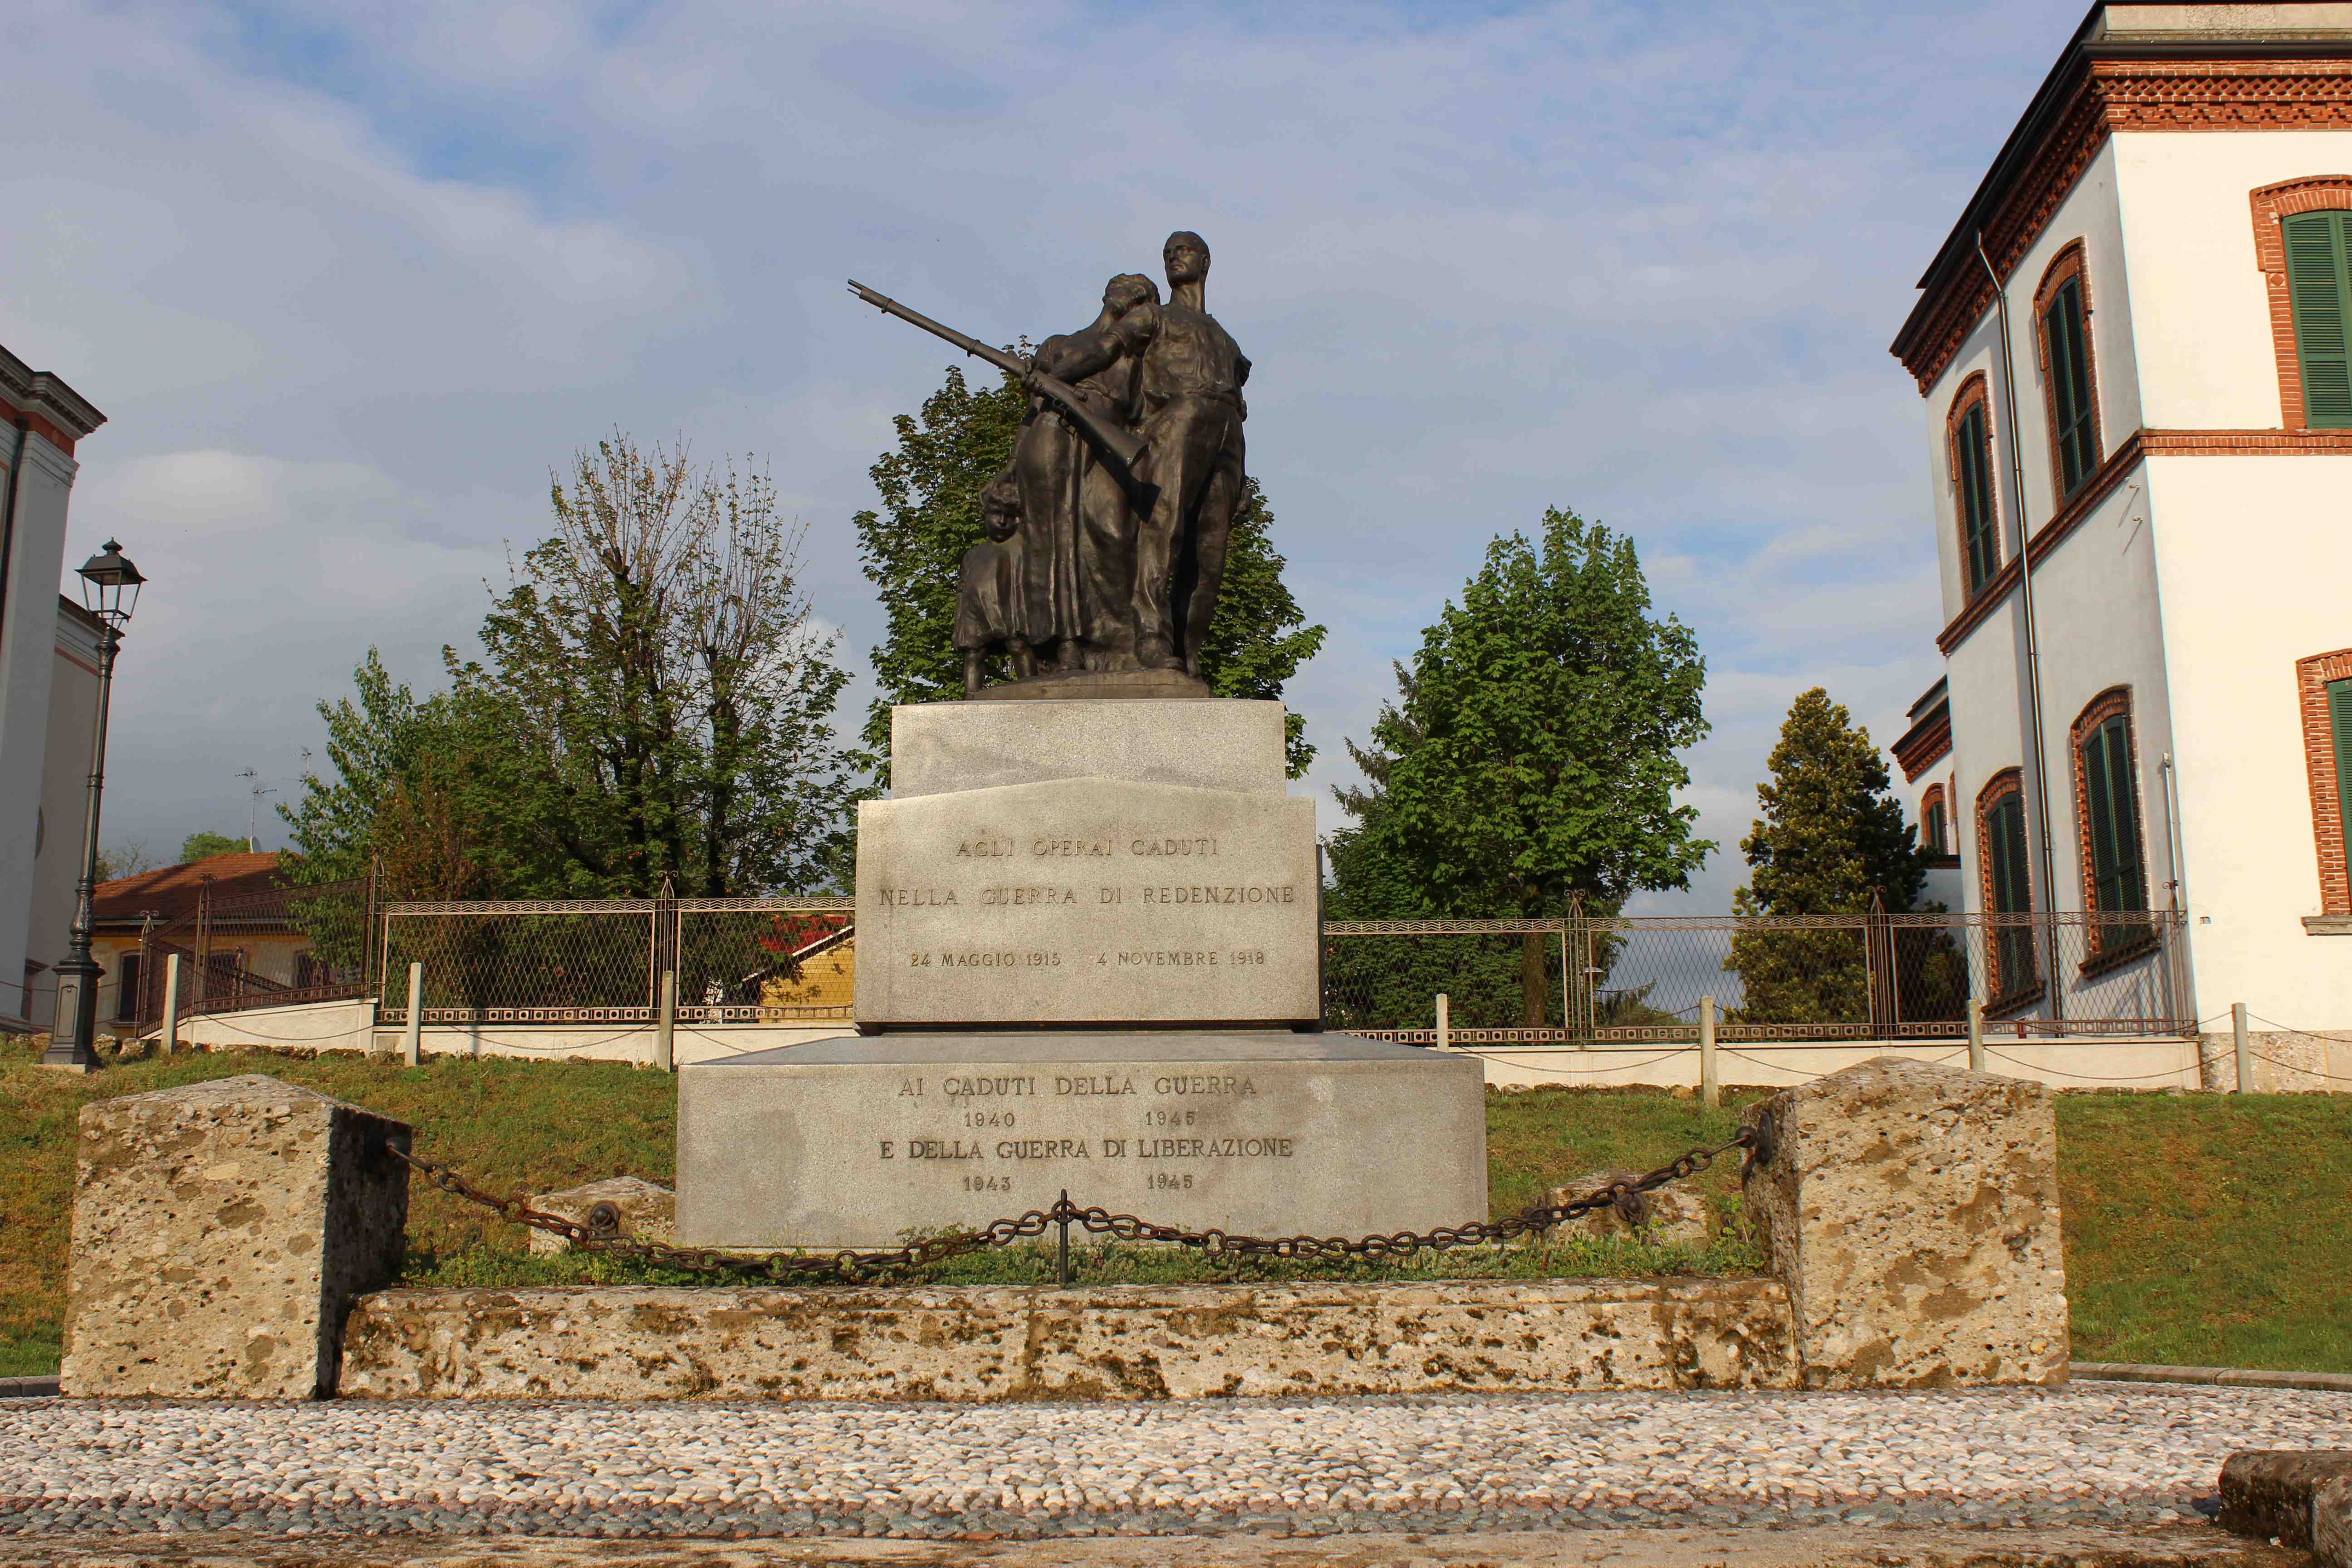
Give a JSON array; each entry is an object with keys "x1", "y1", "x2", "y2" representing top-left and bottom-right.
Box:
[{"x1": 847, "y1": 281, "x2": 1149, "y2": 486}]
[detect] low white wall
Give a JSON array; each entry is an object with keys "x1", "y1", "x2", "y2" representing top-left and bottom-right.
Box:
[
  {"x1": 364, "y1": 1021, "x2": 855, "y2": 1065},
  {"x1": 157, "y1": 998, "x2": 378, "y2": 1056},
  {"x1": 1455, "y1": 1037, "x2": 2210, "y2": 1093}
]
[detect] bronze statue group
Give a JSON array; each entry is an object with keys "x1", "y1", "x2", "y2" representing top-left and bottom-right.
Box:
[{"x1": 949, "y1": 231, "x2": 1250, "y2": 694}]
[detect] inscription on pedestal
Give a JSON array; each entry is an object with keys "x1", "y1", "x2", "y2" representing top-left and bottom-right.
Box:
[
  {"x1": 854, "y1": 778, "x2": 1318, "y2": 1027},
  {"x1": 674, "y1": 1034, "x2": 1489, "y2": 1248}
]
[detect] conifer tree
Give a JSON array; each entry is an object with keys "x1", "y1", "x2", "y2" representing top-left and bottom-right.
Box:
[{"x1": 1725, "y1": 687, "x2": 1926, "y2": 1023}]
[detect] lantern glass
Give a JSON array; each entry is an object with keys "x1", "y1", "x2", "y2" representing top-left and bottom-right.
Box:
[{"x1": 75, "y1": 539, "x2": 144, "y2": 628}]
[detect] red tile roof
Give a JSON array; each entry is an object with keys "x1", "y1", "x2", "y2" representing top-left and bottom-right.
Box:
[{"x1": 92, "y1": 851, "x2": 282, "y2": 928}]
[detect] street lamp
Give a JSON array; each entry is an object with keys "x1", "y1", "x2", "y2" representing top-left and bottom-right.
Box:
[{"x1": 42, "y1": 540, "x2": 143, "y2": 1073}]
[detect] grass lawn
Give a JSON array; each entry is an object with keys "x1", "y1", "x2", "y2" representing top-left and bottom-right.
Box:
[{"x1": 4, "y1": 1035, "x2": 2346, "y2": 1377}]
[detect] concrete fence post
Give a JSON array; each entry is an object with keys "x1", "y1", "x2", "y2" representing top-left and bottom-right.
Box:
[
  {"x1": 2232, "y1": 1001, "x2": 2252, "y2": 1093},
  {"x1": 1967, "y1": 997, "x2": 1985, "y2": 1073},
  {"x1": 1699, "y1": 994, "x2": 1718, "y2": 1107},
  {"x1": 1435, "y1": 993, "x2": 1450, "y2": 1053},
  {"x1": 656, "y1": 969, "x2": 677, "y2": 1073},
  {"x1": 402, "y1": 963, "x2": 423, "y2": 1068},
  {"x1": 159, "y1": 954, "x2": 181, "y2": 1056}
]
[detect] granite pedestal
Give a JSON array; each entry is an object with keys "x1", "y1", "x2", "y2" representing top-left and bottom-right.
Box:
[
  {"x1": 675, "y1": 1032, "x2": 1486, "y2": 1248},
  {"x1": 677, "y1": 697, "x2": 1485, "y2": 1248}
]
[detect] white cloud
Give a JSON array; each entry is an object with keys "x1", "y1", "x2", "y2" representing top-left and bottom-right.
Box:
[{"x1": 5, "y1": 0, "x2": 2081, "y2": 878}]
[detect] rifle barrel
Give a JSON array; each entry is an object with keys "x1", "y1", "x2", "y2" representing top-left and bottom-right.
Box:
[{"x1": 847, "y1": 281, "x2": 1026, "y2": 380}]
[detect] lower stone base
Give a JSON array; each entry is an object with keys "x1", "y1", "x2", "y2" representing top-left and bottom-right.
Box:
[{"x1": 338, "y1": 1278, "x2": 1797, "y2": 1401}]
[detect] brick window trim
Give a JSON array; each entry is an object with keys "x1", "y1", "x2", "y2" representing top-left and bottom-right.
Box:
[
  {"x1": 2249, "y1": 177, "x2": 2352, "y2": 431},
  {"x1": 2296, "y1": 647, "x2": 2352, "y2": 914},
  {"x1": 1921, "y1": 783, "x2": 1949, "y2": 855},
  {"x1": 2032, "y1": 240, "x2": 2102, "y2": 505},
  {"x1": 1975, "y1": 767, "x2": 2044, "y2": 1014},
  {"x1": 1944, "y1": 371, "x2": 1999, "y2": 598},
  {"x1": 2067, "y1": 686, "x2": 2156, "y2": 962}
]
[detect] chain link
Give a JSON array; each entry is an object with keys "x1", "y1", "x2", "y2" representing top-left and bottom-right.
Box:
[{"x1": 390, "y1": 1125, "x2": 1758, "y2": 1284}]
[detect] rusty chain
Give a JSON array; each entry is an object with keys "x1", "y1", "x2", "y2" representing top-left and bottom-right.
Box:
[{"x1": 389, "y1": 1121, "x2": 1764, "y2": 1284}]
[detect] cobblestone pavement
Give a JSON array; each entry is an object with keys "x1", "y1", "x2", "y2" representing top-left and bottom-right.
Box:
[
  {"x1": 0, "y1": 1522, "x2": 2314, "y2": 1568},
  {"x1": 2, "y1": 1384, "x2": 2347, "y2": 1542}
]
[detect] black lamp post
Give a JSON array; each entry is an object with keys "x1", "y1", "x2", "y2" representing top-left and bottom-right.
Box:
[{"x1": 42, "y1": 540, "x2": 143, "y2": 1073}]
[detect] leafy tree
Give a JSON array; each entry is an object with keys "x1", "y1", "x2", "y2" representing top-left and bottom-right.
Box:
[
  {"x1": 449, "y1": 436, "x2": 857, "y2": 897},
  {"x1": 1328, "y1": 507, "x2": 1710, "y2": 1025},
  {"x1": 1725, "y1": 687, "x2": 1937, "y2": 1024},
  {"x1": 93, "y1": 839, "x2": 156, "y2": 883},
  {"x1": 854, "y1": 365, "x2": 1029, "y2": 760},
  {"x1": 279, "y1": 649, "x2": 477, "y2": 892},
  {"x1": 853, "y1": 365, "x2": 1326, "y2": 779},
  {"x1": 281, "y1": 436, "x2": 859, "y2": 901},
  {"x1": 179, "y1": 831, "x2": 249, "y2": 863}
]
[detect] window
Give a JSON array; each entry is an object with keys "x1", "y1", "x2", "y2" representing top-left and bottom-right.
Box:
[
  {"x1": 2072, "y1": 690, "x2": 2153, "y2": 963},
  {"x1": 2296, "y1": 648, "x2": 2352, "y2": 914},
  {"x1": 1921, "y1": 785, "x2": 1949, "y2": 854},
  {"x1": 113, "y1": 953, "x2": 142, "y2": 1023},
  {"x1": 1946, "y1": 376, "x2": 2000, "y2": 595},
  {"x1": 2037, "y1": 252, "x2": 2100, "y2": 498},
  {"x1": 1978, "y1": 771, "x2": 2039, "y2": 1005},
  {"x1": 2283, "y1": 211, "x2": 2352, "y2": 428}
]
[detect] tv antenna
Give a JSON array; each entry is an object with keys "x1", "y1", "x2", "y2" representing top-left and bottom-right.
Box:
[{"x1": 237, "y1": 768, "x2": 278, "y2": 852}]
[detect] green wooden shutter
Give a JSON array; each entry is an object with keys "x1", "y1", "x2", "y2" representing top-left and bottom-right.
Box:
[
  {"x1": 2102, "y1": 717, "x2": 2146, "y2": 913},
  {"x1": 2285, "y1": 212, "x2": 2352, "y2": 428},
  {"x1": 2084, "y1": 715, "x2": 2146, "y2": 916},
  {"x1": 2084, "y1": 725, "x2": 2119, "y2": 908},
  {"x1": 1985, "y1": 794, "x2": 2037, "y2": 996},
  {"x1": 1956, "y1": 405, "x2": 1997, "y2": 592},
  {"x1": 2046, "y1": 280, "x2": 2097, "y2": 494},
  {"x1": 2329, "y1": 679, "x2": 2352, "y2": 839},
  {"x1": 1987, "y1": 796, "x2": 2033, "y2": 915}
]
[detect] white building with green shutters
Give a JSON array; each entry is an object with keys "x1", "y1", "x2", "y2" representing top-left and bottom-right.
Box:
[{"x1": 1887, "y1": 1, "x2": 2352, "y2": 1063}]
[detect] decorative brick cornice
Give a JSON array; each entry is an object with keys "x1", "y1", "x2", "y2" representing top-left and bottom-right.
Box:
[
  {"x1": 1894, "y1": 58, "x2": 2352, "y2": 395},
  {"x1": 0, "y1": 343, "x2": 104, "y2": 453},
  {"x1": 2296, "y1": 647, "x2": 2352, "y2": 915},
  {"x1": 1893, "y1": 706, "x2": 1953, "y2": 782},
  {"x1": 2249, "y1": 176, "x2": 2352, "y2": 429}
]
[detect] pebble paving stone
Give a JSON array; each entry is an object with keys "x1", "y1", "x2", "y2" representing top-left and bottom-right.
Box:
[{"x1": 0, "y1": 1384, "x2": 2347, "y2": 1544}]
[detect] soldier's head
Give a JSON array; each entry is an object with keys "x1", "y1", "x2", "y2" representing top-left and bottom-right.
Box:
[
  {"x1": 1162, "y1": 231, "x2": 1210, "y2": 288},
  {"x1": 980, "y1": 469, "x2": 1021, "y2": 543},
  {"x1": 1103, "y1": 273, "x2": 1160, "y2": 314}
]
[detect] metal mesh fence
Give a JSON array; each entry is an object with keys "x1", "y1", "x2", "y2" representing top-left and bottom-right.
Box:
[
  {"x1": 1323, "y1": 908, "x2": 2191, "y2": 1042},
  {"x1": 340, "y1": 896, "x2": 2189, "y2": 1039},
  {"x1": 377, "y1": 895, "x2": 856, "y2": 1025},
  {"x1": 131, "y1": 876, "x2": 374, "y2": 1025},
  {"x1": 675, "y1": 899, "x2": 855, "y2": 1023}
]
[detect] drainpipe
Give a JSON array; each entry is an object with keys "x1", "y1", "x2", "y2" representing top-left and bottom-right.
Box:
[
  {"x1": 0, "y1": 416, "x2": 28, "y2": 650},
  {"x1": 1975, "y1": 233, "x2": 2065, "y2": 1025}
]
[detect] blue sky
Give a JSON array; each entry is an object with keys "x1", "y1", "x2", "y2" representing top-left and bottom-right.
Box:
[{"x1": 5, "y1": 0, "x2": 2076, "y2": 906}]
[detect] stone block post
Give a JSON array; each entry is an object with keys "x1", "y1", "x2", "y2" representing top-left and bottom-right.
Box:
[
  {"x1": 1740, "y1": 1056, "x2": 2067, "y2": 1388},
  {"x1": 60, "y1": 1074, "x2": 410, "y2": 1399}
]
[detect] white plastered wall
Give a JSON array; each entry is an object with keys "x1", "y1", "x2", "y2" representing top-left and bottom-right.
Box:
[
  {"x1": 1921, "y1": 142, "x2": 2138, "y2": 620},
  {"x1": 2110, "y1": 129, "x2": 2352, "y2": 430},
  {"x1": 2141, "y1": 452, "x2": 2352, "y2": 1029},
  {"x1": 1938, "y1": 463, "x2": 2181, "y2": 1019},
  {"x1": 25, "y1": 610, "x2": 100, "y2": 1030},
  {"x1": 0, "y1": 435, "x2": 76, "y2": 1027}
]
